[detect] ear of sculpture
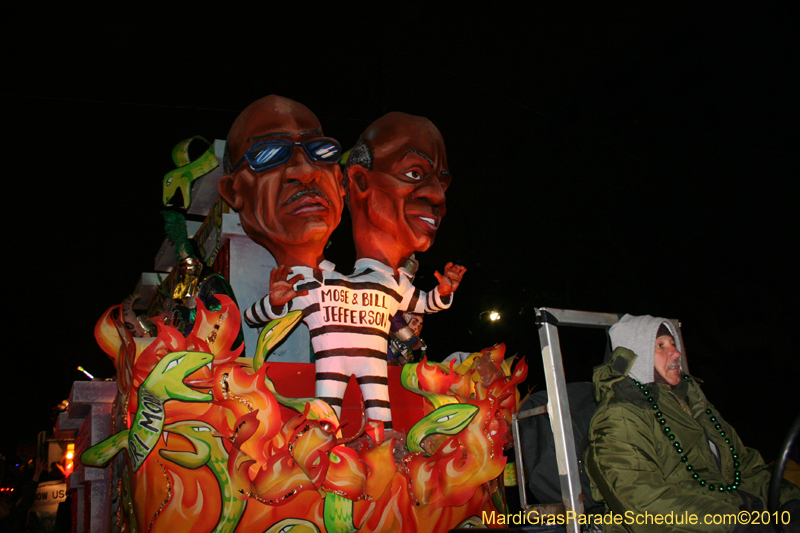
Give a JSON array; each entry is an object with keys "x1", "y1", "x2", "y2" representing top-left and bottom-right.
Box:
[
  {"x1": 346, "y1": 165, "x2": 369, "y2": 201},
  {"x1": 218, "y1": 173, "x2": 244, "y2": 211}
]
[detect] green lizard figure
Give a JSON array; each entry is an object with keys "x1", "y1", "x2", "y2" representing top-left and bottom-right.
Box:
[
  {"x1": 406, "y1": 403, "x2": 479, "y2": 454},
  {"x1": 81, "y1": 350, "x2": 213, "y2": 471},
  {"x1": 159, "y1": 420, "x2": 246, "y2": 533}
]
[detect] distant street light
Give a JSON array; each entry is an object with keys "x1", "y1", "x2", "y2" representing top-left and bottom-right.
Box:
[{"x1": 480, "y1": 310, "x2": 501, "y2": 322}]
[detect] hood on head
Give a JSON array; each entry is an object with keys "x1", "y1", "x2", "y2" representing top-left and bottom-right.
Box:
[{"x1": 608, "y1": 314, "x2": 682, "y2": 384}]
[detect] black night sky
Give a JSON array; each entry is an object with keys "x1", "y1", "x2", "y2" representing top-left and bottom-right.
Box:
[{"x1": 3, "y1": 6, "x2": 797, "y2": 466}]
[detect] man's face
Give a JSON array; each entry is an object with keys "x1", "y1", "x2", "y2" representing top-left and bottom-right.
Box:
[
  {"x1": 352, "y1": 115, "x2": 450, "y2": 257},
  {"x1": 654, "y1": 334, "x2": 682, "y2": 386},
  {"x1": 220, "y1": 97, "x2": 344, "y2": 260}
]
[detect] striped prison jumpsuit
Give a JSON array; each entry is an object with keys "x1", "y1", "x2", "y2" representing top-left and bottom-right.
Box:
[{"x1": 244, "y1": 258, "x2": 452, "y2": 429}]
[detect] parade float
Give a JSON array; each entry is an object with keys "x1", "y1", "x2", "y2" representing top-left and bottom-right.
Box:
[{"x1": 61, "y1": 104, "x2": 529, "y2": 532}]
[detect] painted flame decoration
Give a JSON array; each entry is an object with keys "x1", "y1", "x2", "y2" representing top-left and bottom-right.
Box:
[
  {"x1": 91, "y1": 298, "x2": 527, "y2": 532},
  {"x1": 416, "y1": 357, "x2": 457, "y2": 395},
  {"x1": 212, "y1": 362, "x2": 282, "y2": 474},
  {"x1": 321, "y1": 446, "x2": 369, "y2": 500}
]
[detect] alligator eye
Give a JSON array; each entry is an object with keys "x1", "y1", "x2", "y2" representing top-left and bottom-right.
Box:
[
  {"x1": 436, "y1": 414, "x2": 455, "y2": 423},
  {"x1": 319, "y1": 421, "x2": 334, "y2": 433}
]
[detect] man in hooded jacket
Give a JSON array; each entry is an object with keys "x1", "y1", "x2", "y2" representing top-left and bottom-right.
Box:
[{"x1": 585, "y1": 314, "x2": 799, "y2": 532}]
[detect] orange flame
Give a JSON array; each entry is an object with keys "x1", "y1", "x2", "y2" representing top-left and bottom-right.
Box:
[
  {"x1": 212, "y1": 363, "x2": 282, "y2": 471},
  {"x1": 416, "y1": 357, "x2": 456, "y2": 395},
  {"x1": 322, "y1": 446, "x2": 369, "y2": 501}
]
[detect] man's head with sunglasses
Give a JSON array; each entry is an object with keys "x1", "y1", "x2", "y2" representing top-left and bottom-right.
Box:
[
  {"x1": 219, "y1": 95, "x2": 345, "y2": 270},
  {"x1": 345, "y1": 112, "x2": 451, "y2": 271}
]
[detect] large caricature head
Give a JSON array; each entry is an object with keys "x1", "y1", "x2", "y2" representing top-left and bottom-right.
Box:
[
  {"x1": 345, "y1": 112, "x2": 450, "y2": 270},
  {"x1": 218, "y1": 95, "x2": 345, "y2": 268}
]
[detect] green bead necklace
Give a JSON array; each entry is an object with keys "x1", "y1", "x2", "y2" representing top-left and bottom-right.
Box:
[{"x1": 632, "y1": 375, "x2": 741, "y2": 493}]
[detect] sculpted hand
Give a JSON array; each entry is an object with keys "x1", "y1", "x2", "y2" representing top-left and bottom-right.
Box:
[
  {"x1": 269, "y1": 266, "x2": 308, "y2": 310},
  {"x1": 434, "y1": 262, "x2": 466, "y2": 297}
]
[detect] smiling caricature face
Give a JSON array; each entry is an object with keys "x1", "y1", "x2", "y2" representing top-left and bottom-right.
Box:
[
  {"x1": 218, "y1": 95, "x2": 344, "y2": 265},
  {"x1": 347, "y1": 112, "x2": 450, "y2": 268}
]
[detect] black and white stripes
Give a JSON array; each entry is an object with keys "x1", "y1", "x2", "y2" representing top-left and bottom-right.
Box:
[{"x1": 244, "y1": 258, "x2": 451, "y2": 429}]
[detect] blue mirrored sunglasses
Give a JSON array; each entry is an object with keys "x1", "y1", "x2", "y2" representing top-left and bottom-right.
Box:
[{"x1": 231, "y1": 137, "x2": 342, "y2": 173}]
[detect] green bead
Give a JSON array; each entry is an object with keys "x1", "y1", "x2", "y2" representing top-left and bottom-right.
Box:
[
  {"x1": 710, "y1": 416, "x2": 716, "y2": 422},
  {"x1": 732, "y1": 453, "x2": 738, "y2": 460},
  {"x1": 729, "y1": 446, "x2": 734, "y2": 452},
  {"x1": 725, "y1": 439, "x2": 731, "y2": 445},
  {"x1": 718, "y1": 487, "x2": 725, "y2": 492},
  {"x1": 683, "y1": 374, "x2": 689, "y2": 379},
  {"x1": 708, "y1": 484, "x2": 715, "y2": 491},
  {"x1": 706, "y1": 409, "x2": 712, "y2": 415},
  {"x1": 643, "y1": 390, "x2": 649, "y2": 396},
  {"x1": 673, "y1": 442, "x2": 680, "y2": 448},
  {"x1": 720, "y1": 431, "x2": 726, "y2": 437},
  {"x1": 692, "y1": 473, "x2": 699, "y2": 479},
  {"x1": 700, "y1": 481, "x2": 706, "y2": 486},
  {"x1": 681, "y1": 456, "x2": 688, "y2": 462},
  {"x1": 726, "y1": 486, "x2": 733, "y2": 491},
  {"x1": 664, "y1": 427, "x2": 671, "y2": 433},
  {"x1": 686, "y1": 465, "x2": 693, "y2": 471},
  {"x1": 656, "y1": 412, "x2": 663, "y2": 417},
  {"x1": 676, "y1": 447, "x2": 683, "y2": 454},
  {"x1": 668, "y1": 434, "x2": 675, "y2": 441},
  {"x1": 714, "y1": 424, "x2": 721, "y2": 430},
  {"x1": 734, "y1": 462, "x2": 740, "y2": 469},
  {"x1": 648, "y1": 397, "x2": 654, "y2": 403},
  {"x1": 659, "y1": 418, "x2": 666, "y2": 425},
  {"x1": 652, "y1": 404, "x2": 659, "y2": 410}
]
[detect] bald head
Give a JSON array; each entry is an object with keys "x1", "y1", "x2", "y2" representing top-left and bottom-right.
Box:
[
  {"x1": 225, "y1": 95, "x2": 324, "y2": 173},
  {"x1": 345, "y1": 112, "x2": 450, "y2": 269},
  {"x1": 347, "y1": 112, "x2": 446, "y2": 172}
]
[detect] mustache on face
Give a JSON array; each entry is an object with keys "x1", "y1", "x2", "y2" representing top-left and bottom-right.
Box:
[{"x1": 284, "y1": 189, "x2": 329, "y2": 207}]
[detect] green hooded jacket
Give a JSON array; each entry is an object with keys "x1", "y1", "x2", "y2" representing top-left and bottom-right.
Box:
[{"x1": 585, "y1": 347, "x2": 800, "y2": 532}]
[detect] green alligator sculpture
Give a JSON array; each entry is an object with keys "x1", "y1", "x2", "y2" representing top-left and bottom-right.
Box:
[{"x1": 81, "y1": 350, "x2": 213, "y2": 471}]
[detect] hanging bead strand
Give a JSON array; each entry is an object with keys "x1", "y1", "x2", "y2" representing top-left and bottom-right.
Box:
[{"x1": 632, "y1": 376, "x2": 740, "y2": 492}]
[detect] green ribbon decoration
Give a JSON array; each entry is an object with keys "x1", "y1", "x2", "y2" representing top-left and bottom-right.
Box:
[{"x1": 162, "y1": 136, "x2": 219, "y2": 208}]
